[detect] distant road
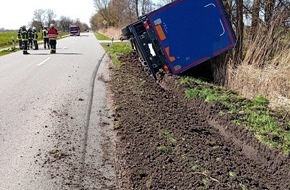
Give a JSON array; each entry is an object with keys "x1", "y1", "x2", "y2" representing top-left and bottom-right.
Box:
[{"x1": 0, "y1": 33, "x2": 117, "y2": 189}]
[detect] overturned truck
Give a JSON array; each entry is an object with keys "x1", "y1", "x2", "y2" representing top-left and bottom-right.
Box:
[{"x1": 121, "y1": 0, "x2": 236, "y2": 79}]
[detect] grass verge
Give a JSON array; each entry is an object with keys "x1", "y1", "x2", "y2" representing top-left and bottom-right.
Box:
[
  {"x1": 0, "y1": 48, "x2": 18, "y2": 56},
  {"x1": 102, "y1": 42, "x2": 132, "y2": 68},
  {"x1": 181, "y1": 76, "x2": 290, "y2": 153},
  {"x1": 97, "y1": 32, "x2": 132, "y2": 67},
  {"x1": 95, "y1": 32, "x2": 112, "y2": 40}
]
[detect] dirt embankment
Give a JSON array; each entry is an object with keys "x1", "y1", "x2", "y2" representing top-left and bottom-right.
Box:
[{"x1": 110, "y1": 53, "x2": 290, "y2": 190}]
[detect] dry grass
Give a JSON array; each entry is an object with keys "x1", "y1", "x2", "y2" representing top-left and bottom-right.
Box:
[
  {"x1": 98, "y1": 27, "x2": 122, "y2": 40},
  {"x1": 226, "y1": 21, "x2": 290, "y2": 110},
  {"x1": 227, "y1": 60, "x2": 290, "y2": 110}
]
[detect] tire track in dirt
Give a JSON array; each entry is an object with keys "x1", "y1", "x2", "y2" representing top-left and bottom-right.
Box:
[{"x1": 111, "y1": 53, "x2": 290, "y2": 190}]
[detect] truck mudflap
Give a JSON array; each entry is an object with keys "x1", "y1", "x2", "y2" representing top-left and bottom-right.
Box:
[{"x1": 147, "y1": 0, "x2": 236, "y2": 74}]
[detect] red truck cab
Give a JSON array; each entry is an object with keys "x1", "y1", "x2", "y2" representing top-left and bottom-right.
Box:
[{"x1": 69, "y1": 25, "x2": 80, "y2": 36}]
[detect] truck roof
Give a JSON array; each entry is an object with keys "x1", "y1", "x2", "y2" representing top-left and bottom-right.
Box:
[{"x1": 147, "y1": 0, "x2": 236, "y2": 74}]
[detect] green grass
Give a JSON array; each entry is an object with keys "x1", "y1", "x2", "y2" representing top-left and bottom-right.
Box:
[
  {"x1": 156, "y1": 145, "x2": 168, "y2": 152},
  {"x1": 0, "y1": 31, "x2": 18, "y2": 48},
  {"x1": 96, "y1": 32, "x2": 132, "y2": 67},
  {"x1": 0, "y1": 48, "x2": 18, "y2": 56},
  {"x1": 160, "y1": 129, "x2": 177, "y2": 143},
  {"x1": 102, "y1": 42, "x2": 132, "y2": 68},
  {"x1": 95, "y1": 32, "x2": 112, "y2": 40},
  {"x1": 181, "y1": 76, "x2": 290, "y2": 153}
]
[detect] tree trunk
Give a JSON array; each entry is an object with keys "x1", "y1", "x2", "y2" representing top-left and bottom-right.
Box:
[
  {"x1": 235, "y1": 0, "x2": 244, "y2": 63},
  {"x1": 136, "y1": 0, "x2": 139, "y2": 17},
  {"x1": 265, "y1": 0, "x2": 275, "y2": 26},
  {"x1": 251, "y1": 0, "x2": 260, "y2": 35}
]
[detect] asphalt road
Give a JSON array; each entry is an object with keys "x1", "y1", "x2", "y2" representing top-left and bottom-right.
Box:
[{"x1": 0, "y1": 33, "x2": 116, "y2": 189}]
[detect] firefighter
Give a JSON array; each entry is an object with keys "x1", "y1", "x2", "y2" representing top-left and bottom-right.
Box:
[
  {"x1": 21, "y1": 26, "x2": 29, "y2": 55},
  {"x1": 27, "y1": 27, "x2": 33, "y2": 49},
  {"x1": 32, "y1": 27, "x2": 39, "y2": 50},
  {"x1": 42, "y1": 26, "x2": 49, "y2": 49},
  {"x1": 48, "y1": 24, "x2": 58, "y2": 54},
  {"x1": 17, "y1": 26, "x2": 23, "y2": 49}
]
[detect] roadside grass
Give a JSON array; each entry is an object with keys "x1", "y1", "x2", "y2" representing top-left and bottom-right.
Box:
[
  {"x1": 181, "y1": 77, "x2": 290, "y2": 153},
  {"x1": 227, "y1": 23, "x2": 290, "y2": 111},
  {"x1": 0, "y1": 31, "x2": 18, "y2": 48},
  {"x1": 0, "y1": 48, "x2": 18, "y2": 56},
  {"x1": 95, "y1": 32, "x2": 112, "y2": 40},
  {"x1": 101, "y1": 42, "x2": 132, "y2": 68},
  {"x1": 97, "y1": 31, "x2": 132, "y2": 68}
]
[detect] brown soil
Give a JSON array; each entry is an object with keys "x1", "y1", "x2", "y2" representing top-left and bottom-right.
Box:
[{"x1": 110, "y1": 53, "x2": 290, "y2": 190}]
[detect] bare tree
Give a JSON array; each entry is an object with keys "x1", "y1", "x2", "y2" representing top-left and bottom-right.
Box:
[
  {"x1": 94, "y1": 0, "x2": 111, "y2": 26},
  {"x1": 251, "y1": 0, "x2": 261, "y2": 34},
  {"x1": 141, "y1": 0, "x2": 154, "y2": 15},
  {"x1": 110, "y1": 0, "x2": 137, "y2": 26},
  {"x1": 33, "y1": 9, "x2": 46, "y2": 29},
  {"x1": 236, "y1": 0, "x2": 244, "y2": 62},
  {"x1": 134, "y1": 0, "x2": 156, "y2": 17},
  {"x1": 31, "y1": 9, "x2": 56, "y2": 29},
  {"x1": 59, "y1": 16, "x2": 73, "y2": 31},
  {"x1": 264, "y1": 0, "x2": 276, "y2": 24},
  {"x1": 135, "y1": 0, "x2": 139, "y2": 17},
  {"x1": 90, "y1": 13, "x2": 100, "y2": 30},
  {"x1": 46, "y1": 9, "x2": 57, "y2": 27}
]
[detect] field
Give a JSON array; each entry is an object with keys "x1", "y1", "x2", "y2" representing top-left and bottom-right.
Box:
[{"x1": 0, "y1": 31, "x2": 18, "y2": 48}]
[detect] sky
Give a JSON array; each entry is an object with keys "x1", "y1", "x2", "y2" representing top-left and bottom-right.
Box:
[{"x1": 0, "y1": 0, "x2": 96, "y2": 30}]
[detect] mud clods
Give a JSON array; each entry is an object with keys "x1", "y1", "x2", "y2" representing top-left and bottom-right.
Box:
[{"x1": 111, "y1": 53, "x2": 290, "y2": 190}]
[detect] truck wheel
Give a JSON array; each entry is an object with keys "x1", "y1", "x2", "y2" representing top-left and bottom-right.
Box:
[{"x1": 121, "y1": 27, "x2": 130, "y2": 39}]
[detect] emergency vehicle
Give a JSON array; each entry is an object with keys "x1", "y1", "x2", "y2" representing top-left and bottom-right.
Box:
[{"x1": 69, "y1": 25, "x2": 80, "y2": 36}]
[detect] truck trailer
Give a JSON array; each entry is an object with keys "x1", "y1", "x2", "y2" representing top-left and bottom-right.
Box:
[{"x1": 121, "y1": 0, "x2": 236, "y2": 79}]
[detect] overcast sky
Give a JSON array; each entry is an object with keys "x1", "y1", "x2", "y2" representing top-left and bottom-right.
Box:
[{"x1": 0, "y1": 0, "x2": 96, "y2": 30}]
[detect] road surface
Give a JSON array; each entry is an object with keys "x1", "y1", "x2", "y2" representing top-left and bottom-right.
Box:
[{"x1": 0, "y1": 33, "x2": 117, "y2": 189}]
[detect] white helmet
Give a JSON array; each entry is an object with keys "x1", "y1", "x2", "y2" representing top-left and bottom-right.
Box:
[
  {"x1": 50, "y1": 23, "x2": 54, "y2": 27},
  {"x1": 32, "y1": 26, "x2": 36, "y2": 30}
]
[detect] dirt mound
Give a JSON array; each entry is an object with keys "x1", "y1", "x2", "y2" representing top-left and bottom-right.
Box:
[{"x1": 110, "y1": 53, "x2": 290, "y2": 190}]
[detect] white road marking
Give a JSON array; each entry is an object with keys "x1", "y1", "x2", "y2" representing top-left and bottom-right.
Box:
[{"x1": 37, "y1": 57, "x2": 51, "y2": 66}]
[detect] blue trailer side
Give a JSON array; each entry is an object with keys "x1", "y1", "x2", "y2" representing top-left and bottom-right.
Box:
[
  {"x1": 147, "y1": 0, "x2": 236, "y2": 74},
  {"x1": 121, "y1": 0, "x2": 236, "y2": 79}
]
